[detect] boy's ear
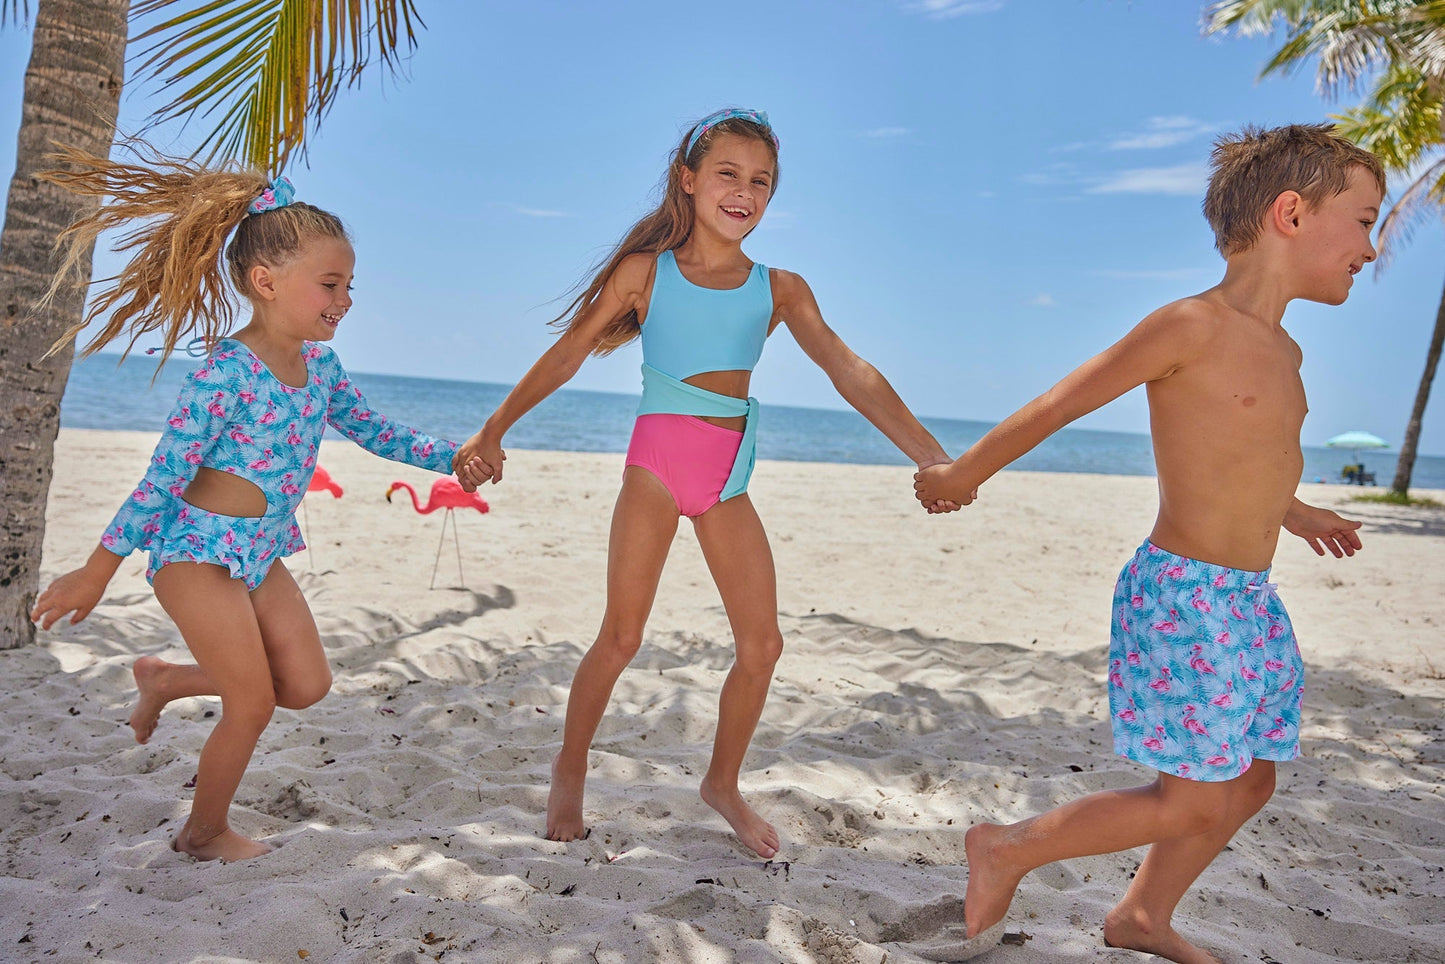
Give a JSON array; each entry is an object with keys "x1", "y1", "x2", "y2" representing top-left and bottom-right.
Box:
[
  {"x1": 1270, "y1": 190, "x2": 1305, "y2": 238},
  {"x1": 248, "y1": 263, "x2": 278, "y2": 301}
]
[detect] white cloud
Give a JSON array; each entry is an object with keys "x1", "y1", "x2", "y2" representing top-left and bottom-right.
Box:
[
  {"x1": 861, "y1": 126, "x2": 911, "y2": 138},
  {"x1": 513, "y1": 206, "x2": 569, "y2": 218},
  {"x1": 1110, "y1": 116, "x2": 1216, "y2": 151},
  {"x1": 1088, "y1": 163, "x2": 1210, "y2": 196},
  {"x1": 1028, "y1": 293, "x2": 1057, "y2": 307},
  {"x1": 905, "y1": 0, "x2": 1004, "y2": 21}
]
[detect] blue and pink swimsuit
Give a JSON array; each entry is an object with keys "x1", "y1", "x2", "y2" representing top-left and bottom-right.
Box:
[
  {"x1": 101, "y1": 338, "x2": 458, "y2": 589},
  {"x1": 625, "y1": 249, "x2": 773, "y2": 516}
]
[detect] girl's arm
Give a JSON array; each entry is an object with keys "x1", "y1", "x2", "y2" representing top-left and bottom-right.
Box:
[
  {"x1": 773, "y1": 269, "x2": 950, "y2": 469},
  {"x1": 453, "y1": 253, "x2": 652, "y2": 485},
  {"x1": 33, "y1": 356, "x2": 240, "y2": 629},
  {"x1": 318, "y1": 346, "x2": 459, "y2": 472},
  {"x1": 914, "y1": 298, "x2": 1212, "y2": 506}
]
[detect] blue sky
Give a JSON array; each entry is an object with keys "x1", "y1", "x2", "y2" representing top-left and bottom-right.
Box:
[{"x1": 3, "y1": 1, "x2": 1443, "y2": 456}]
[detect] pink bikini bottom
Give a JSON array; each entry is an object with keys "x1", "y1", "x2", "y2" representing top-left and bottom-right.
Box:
[{"x1": 625, "y1": 413, "x2": 744, "y2": 517}]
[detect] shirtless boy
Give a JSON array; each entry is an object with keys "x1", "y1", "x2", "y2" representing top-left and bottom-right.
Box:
[{"x1": 913, "y1": 124, "x2": 1384, "y2": 964}]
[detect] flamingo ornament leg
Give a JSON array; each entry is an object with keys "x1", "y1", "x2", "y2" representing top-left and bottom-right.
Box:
[{"x1": 386, "y1": 479, "x2": 490, "y2": 590}]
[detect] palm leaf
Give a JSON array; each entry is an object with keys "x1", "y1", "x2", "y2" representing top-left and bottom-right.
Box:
[
  {"x1": 1, "y1": 0, "x2": 28, "y2": 27},
  {"x1": 128, "y1": 0, "x2": 423, "y2": 172}
]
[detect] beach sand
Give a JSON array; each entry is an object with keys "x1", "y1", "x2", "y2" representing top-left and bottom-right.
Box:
[{"x1": 2, "y1": 428, "x2": 1442, "y2": 963}]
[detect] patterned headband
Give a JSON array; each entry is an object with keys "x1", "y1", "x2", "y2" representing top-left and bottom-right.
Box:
[
  {"x1": 247, "y1": 176, "x2": 296, "y2": 215},
  {"x1": 686, "y1": 108, "x2": 779, "y2": 156}
]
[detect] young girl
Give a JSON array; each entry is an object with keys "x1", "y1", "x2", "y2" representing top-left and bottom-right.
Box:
[
  {"x1": 453, "y1": 108, "x2": 956, "y2": 858},
  {"x1": 31, "y1": 149, "x2": 460, "y2": 862}
]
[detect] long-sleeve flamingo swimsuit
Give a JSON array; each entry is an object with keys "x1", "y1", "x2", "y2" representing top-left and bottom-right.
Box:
[
  {"x1": 1107, "y1": 541, "x2": 1303, "y2": 783},
  {"x1": 100, "y1": 338, "x2": 458, "y2": 589}
]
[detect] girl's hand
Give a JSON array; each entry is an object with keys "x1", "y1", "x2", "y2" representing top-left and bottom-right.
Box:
[
  {"x1": 31, "y1": 566, "x2": 109, "y2": 629},
  {"x1": 453, "y1": 430, "x2": 506, "y2": 489},
  {"x1": 914, "y1": 462, "x2": 978, "y2": 511},
  {"x1": 916, "y1": 456, "x2": 963, "y2": 513}
]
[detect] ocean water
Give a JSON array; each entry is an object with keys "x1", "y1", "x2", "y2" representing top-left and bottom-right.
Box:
[{"x1": 59, "y1": 352, "x2": 1445, "y2": 489}]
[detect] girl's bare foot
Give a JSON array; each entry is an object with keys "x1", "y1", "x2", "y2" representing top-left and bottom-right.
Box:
[
  {"x1": 699, "y1": 777, "x2": 779, "y2": 858},
  {"x1": 173, "y1": 825, "x2": 272, "y2": 862},
  {"x1": 129, "y1": 656, "x2": 172, "y2": 744},
  {"x1": 963, "y1": 823, "x2": 1027, "y2": 937},
  {"x1": 545, "y1": 754, "x2": 588, "y2": 842},
  {"x1": 1104, "y1": 906, "x2": 1224, "y2": 964}
]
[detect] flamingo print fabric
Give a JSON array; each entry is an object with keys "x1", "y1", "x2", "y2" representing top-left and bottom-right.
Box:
[
  {"x1": 1108, "y1": 541, "x2": 1303, "y2": 782},
  {"x1": 101, "y1": 339, "x2": 458, "y2": 588}
]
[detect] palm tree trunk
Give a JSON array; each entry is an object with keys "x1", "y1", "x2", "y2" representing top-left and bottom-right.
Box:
[
  {"x1": 1391, "y1": 272, "x2": 1445, "y2": 497},
  {"x1": 0, "y1": 0, "x2": 127, "y2": 649}
]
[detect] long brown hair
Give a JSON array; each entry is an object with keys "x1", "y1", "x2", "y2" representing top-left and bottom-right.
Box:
[
  {"x1": 40, "y1": 142, "x2": 347, "y2": 365},
  {"x1": 552, "y1": 112, "x2": 781, "y2": 356}
]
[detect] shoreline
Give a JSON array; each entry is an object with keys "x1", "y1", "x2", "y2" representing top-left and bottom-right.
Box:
[{"x1": 2, "y1": 428, "x2": 1440, "y2": 962}]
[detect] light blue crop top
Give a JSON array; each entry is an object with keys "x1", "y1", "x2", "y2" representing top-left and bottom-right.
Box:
[{"x1": 638, "y1": 249, "x2": 772, "y2": 379}]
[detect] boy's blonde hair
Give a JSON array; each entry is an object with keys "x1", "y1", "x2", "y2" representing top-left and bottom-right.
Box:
[
  {"x1": 1204, "y1": 123, "x2": 1386, "y2": 257},
  {"x1": 41, "y1": 142, "x2": 347, "y2": 365}
]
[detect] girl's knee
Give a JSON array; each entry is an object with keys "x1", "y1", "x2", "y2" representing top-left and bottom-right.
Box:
[
  {"x1": 736, "y1": 632, "x2": 784, "y2": 675},
  {"x1": 592, "y1": 629, "x2": 643, "y2": 666},
  {"x1": 222, "y1": 694, "x2": 277, "y2": 734},
  {"x1": 276, "y1": 670, "x2": 331, "y2": 710}
]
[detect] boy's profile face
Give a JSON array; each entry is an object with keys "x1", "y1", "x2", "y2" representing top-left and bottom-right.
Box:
[{"x1": 1295, "y1": 164, "x2": 1382, "y2": 306}]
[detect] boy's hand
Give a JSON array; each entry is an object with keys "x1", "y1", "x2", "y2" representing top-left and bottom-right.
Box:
[
  {"x1": 1283, "y1": 502, "x2": 1363, "y2": 558},
  {"x1": 914, "y1": 462, "x2": 978, "y2": 511},
  {"x1": 453, "y1": 431, "x2": 506, "y2": 490},
  {"x1": 31, "y1": 567, "x2": 108, "y2": 629}
]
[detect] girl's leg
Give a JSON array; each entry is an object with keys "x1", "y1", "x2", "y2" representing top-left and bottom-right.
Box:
[
  {"x1": 691, "y1": 493, "x2": 785, "y2": 858},
  {"x1": 129, "y1": 656, "x2": 215, "y2": 744},
  {"x1": 547, "y1": 467, "x2": 680, "y2": 841},
  {"x1": 1103, "y1": 761, "x2": 1276, "y2": 964},
  {"x1": 151, "y1": 562, "x2": 278, "y2": 862},
  {"x1": 962, "y1": 771, "x2": 1239, "y2": 939},
  {"x1": 129, "y1": 560, "x2": 328, "y2": 740},
  {"x1": 248, "y1": 560, "x2": 331, "y2": 710}
]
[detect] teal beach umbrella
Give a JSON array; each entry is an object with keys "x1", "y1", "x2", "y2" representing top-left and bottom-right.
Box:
[{"x1": 1325, "y1": 430, "x2": 1391, "y2": 463}]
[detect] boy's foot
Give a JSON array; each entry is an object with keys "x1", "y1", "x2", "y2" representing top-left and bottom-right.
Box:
[
  {"x1": 962, "y1": 823, "x2": 1027, "y2": 937},
  {"x1": 545, "y1": 755, "x2": 588, "y2": 842},
  {"x1": 1104, "y1": 906, "x2": 1223, "y2": 964},
  {"x1": 699, "y1": 777, "x2": 779, "y2": 858},
  {"x1": 129, "y1": 656, "x2": 172, "y2": 744},
  {"x1": 173, "y1": 826, "x2": 272, "y2": 862}
]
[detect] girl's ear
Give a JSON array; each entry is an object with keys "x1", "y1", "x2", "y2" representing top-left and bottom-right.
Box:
[
  {"x1": 679, "y1": 163, "x2": 696, "y2": 196},
  {"x1": 249, "y1": 263, "x2": 278, "y2": 301}
]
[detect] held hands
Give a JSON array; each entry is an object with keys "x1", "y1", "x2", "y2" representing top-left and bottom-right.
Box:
[
  {"x1": 1283, "y1": 502, "x2": 1363, "y2": 558},
  {"x1": 914, "y1": 460, "x2": 978, "y2": 513},
  {"x1": 452, "y1": 429, "x2": 506, "y2": 492},
  {"x1": 31, "y1": 566, "x2": 109, "y2": 630}
]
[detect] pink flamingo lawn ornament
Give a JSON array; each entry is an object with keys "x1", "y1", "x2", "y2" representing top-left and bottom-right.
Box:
[
  {"x1": 386, "y1": 478, "x2": 490, "y2": 589},
  {"x1": 299, "y1": 465, "x2": 344, "y2": 567}
]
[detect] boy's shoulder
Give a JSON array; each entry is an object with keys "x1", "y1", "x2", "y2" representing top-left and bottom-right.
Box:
[{"x1": 1137, "y1": 291, "x2": 1236, "y2": 346}]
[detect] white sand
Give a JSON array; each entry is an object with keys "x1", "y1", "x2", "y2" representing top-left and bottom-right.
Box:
[{"x1": 2, "y1": 428, "x2": 1442, "y2": 963}]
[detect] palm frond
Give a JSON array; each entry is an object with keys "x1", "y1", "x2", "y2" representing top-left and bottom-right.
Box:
[
  {"x1": 1204, "y1": 1, "x2": 1431, "y2": 96},
  {"x1": 128, "y1": 0, "x2": 423, "y2": 172},
  {"x1": 1, "y1": 0, "x2": 29, "y2": 27},
  {"x1": 1371, "y1": 155, "x2": 1445, "y2": 269}
]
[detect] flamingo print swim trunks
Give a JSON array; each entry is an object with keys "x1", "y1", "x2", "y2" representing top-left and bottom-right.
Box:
[{"x1": 1108, "y1": 541, "x2": 1303, "y2": 782}]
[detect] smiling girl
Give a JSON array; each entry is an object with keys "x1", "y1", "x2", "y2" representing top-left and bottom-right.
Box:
[
  {"x1": 32, "y1": 149, "x2": 460, "y2": 862},
  {"x1": 453, "y1": 108, "x2": 956, "y2": 856}
]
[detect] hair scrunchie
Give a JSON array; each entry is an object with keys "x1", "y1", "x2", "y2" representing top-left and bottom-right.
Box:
[{"x1": 247, "y1": 176, "x2": 296, "y2": 215}]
